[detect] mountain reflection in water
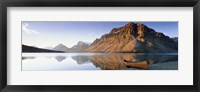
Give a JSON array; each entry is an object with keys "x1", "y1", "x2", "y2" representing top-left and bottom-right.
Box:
[
  {"x1": 22, "y1": 53, "x2": 178, "y2": 70},
  {"x1": 72, "y1": 53, "x2": 177, "y2": 70},
  {"x1": 55, "y1": 56, "x2": 67, "y2": 62}
]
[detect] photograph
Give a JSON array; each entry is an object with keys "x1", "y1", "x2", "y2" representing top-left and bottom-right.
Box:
[
  {"x1": 1, "y1": 0, "x2": 198, "y2": 90},
  {"x1": 22, "y1": 21, "x2": 178, "y2": 70}
]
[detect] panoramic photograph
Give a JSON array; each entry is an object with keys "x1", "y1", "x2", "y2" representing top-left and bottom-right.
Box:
[{"x1": 22, "y1": 21, "x2": 178, "y2": 70}]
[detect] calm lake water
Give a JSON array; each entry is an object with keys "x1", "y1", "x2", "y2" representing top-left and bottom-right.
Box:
[{"x1": 22, "y1": 53, "x2": 178, "y2": 70}]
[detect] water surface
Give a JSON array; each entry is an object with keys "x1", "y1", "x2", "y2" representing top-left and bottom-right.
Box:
[{"x1": 22, "y1": 53, "x2": 178, "y2": 70}]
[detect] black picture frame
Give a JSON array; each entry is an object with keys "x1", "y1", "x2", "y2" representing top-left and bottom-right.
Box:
[{"x1": 0, "y1": 0, "x2": 199, "y2": 92}]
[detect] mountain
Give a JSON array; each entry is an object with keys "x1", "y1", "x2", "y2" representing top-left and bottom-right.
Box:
[
  {"x1": 70, "y1": 41, "x2": 89, "y2": 52},
  {"x1": 171, "y1": 37, "x2": 178, "y2": 43},
  {"x1": 83, "y1": 42, "x2": 91, "y2": 45},
  {"x1": 52, "y1": 42, "x2": 89, "y2": 52},
  {"x1": 86, "y1": 22, "x2": 178, "y2": 53},
  {"x1": 71, "y1": 54, "x2": 177, "y2": 70},
  {"x1": 53, "y1": 43, "x2": 70, "y2": 52},
  {"x1": 22, "y1": 45, "x2": 63, "y2": 53},
  {"x1": 44, "y1": 46, "x2": 53, "y2": 50},
  {"x1": 55, "y1": 56, "x2": 66, "y2": 62}
]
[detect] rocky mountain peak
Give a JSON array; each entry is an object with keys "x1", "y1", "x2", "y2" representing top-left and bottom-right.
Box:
[
  {"x1": 125, "y1": 22, "x2": 135, "y2": 27},
  {"x1": 86, "y1": 22, "x2": 178, "y2": 53},
  {"x1": 53, "y1": 43, "x2": 69, "y2": 52},
  {"x1": 77, "y1": 41, "x2": 85, "y2": 46},
  {"x1": 70, "y1": 41, "x2": 89, "y2": 52},
  {"x1": 57, "y1": 43, "x2": 65, "y2": 46},
  {"x1": 109, "y1": 22, "x2": 149, "y2": 39}
]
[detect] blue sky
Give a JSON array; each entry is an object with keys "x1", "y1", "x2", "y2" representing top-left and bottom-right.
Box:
[{"x1": 22, "y1": 21, "x2": 178, "y2": 48}]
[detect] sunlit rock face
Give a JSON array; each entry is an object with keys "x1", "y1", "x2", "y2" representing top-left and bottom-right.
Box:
[{"x1": 86, "y1": 22, "x2": 178, "y2": 53}]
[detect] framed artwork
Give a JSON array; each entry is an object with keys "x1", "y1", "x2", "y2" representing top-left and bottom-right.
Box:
[{"x1": 0, "y1": 0, "x2": 199, "y2": 92}]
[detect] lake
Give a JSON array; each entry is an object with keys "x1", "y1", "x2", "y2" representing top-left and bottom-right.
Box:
[{"x1": 22, "y1": 53, "x2": 178, "y2": 70}]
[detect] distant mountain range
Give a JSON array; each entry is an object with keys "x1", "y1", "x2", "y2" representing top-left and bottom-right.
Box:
[
  {"x1": 22, "y1": 22, "x2": 178, "y2": 53},
  {"x1": 53, "y1": 43, "x2": 70, "y2": 52},
  {"x1": 52, "y1": 41, "x2": 89, "y2": 52},
  {"x1": 69, "y1": 41, "x2": 89, "y2": 52},
  {"x1": 22, "y1": 45, "x2": 63, "y2": 53},
  {"x1": 22, "y1": 41, "x2": 90, "y2": 53}
]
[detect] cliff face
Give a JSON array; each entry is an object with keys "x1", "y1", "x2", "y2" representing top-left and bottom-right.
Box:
[{"x1": 86, "y1": 22, "x2": 178, "y2": 53}]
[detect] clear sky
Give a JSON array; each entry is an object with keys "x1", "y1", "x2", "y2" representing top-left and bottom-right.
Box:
[{"x1": 22, "y1": 21, "x2": 178, "y2": 48}]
